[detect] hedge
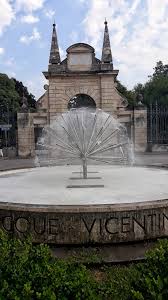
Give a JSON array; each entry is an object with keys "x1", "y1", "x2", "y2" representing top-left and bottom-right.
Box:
[{"x1": 1, "y1": 230, "x2": 168, "y2": 299}]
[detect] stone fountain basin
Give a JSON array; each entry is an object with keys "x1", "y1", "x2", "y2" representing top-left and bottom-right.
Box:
[
  {"x1": 0, "y1": 165, "x2": 168, "y2": 249},
  {"x1": 0, "y1": 165, "x2": 168, "y2": 205}
]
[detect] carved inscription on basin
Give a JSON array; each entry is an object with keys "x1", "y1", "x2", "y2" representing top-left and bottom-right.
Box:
[{"x1": 0, "y1": 203, "x2": 168, "y2": 244}]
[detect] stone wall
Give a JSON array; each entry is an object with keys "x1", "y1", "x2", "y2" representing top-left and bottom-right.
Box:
[
  {"x1": 17, "y1": 113, "x2": 35, "y2": 158},
  {"x1": 100, "y1": 75, "x2": 121, "y2": 114},
  {"x1": 48, "y1": 74, "x2": 124, "y2": 118},
  {"x1": 36, "y1": 92, "x2": 48, "y2": 111},
  {"x1": 118, "y1": 108, "x2": 147, "y2": 151},
  {"x1": 1, "y1": 200, "x2": 168, "y2": 245},
  {"x1": 48, "y1": 75, "x2": 101, "y2": 117},
  {"x1": 17, "y1": 112, "x2": 48, "y2": 158},
  {"x1": 134, "y1": 109, "x2": 147, "y2": 151}
]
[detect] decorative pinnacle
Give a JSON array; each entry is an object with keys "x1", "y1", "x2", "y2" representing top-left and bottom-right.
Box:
[
  {"x1": 101, "y1": 19, "x2": 112, "y2": 64},
  {"x1": 49, "y1": 21, "x2": 61, "y2": 64}
]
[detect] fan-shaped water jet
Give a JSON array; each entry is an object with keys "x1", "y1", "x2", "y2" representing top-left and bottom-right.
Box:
[{"x1": 36, "y1": 108, "x2": 133, "y2": 179}]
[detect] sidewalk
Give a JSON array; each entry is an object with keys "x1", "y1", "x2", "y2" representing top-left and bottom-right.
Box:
[
  {"x1": 0, "y1": 158, "x2": 35, "y2": 171},
  {"x1": 0, "y1": 152, "x2": 168, "y2": 172},
  {"x1": 135, "y1": 152, "x2": 168, "y2": 167}
]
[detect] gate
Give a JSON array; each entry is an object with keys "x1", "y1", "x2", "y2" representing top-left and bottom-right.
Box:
[
  {"x1": 147, "y1": 102, "x2": 168, "y2": 146},
  {"x1": 0, "y1": 107, "x2": 17, "y2": 148}
]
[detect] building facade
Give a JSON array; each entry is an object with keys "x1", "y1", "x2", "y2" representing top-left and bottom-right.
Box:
[{"x1": 17, "y1": 21, "x2": 147, "y2": 158}]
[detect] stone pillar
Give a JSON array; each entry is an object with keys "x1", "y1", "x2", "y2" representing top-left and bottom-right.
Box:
[
  {"x1": 48, "y1": 77, "x2": 67, "y2": 118},
  {"x1": 17, "y1": 113, "x2": 35, "y2": 158},
  {"x1": 100, "y1": 75, "x2": 119, "y2": 115},
  {"x1": 133, "y1": 109, "x2": 147, "y2": 151}
]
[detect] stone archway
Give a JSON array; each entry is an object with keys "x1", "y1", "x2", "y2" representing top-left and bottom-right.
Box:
[{"x1": 68, "y1": 94, "x2": 96, "y2": 110}]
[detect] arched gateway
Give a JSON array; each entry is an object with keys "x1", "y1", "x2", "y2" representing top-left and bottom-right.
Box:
[
  {"x1": 68, "y1": 94, "x2": 96, "y2": 110},
  {"x1": 17, "y1": 21, "x2": 147, "y2": 157}
]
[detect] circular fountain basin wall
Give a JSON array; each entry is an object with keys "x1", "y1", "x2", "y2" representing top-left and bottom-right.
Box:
[{"x1": 0, "y1": 165, "x2": 168, "y2": 246}]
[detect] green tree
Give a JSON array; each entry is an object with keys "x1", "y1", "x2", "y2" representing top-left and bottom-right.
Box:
[
  {"x1": 113, "y1": 62, "x2": 168, "y2": 107},
  {"x1": 0, "y1": 74, "x2": 20, "y2": 123},
  {"x1": 12, "y1": 78, "x2": 36, "y2": 110},
  {"x1": 0, "y1": 74, "x2": 37, "y2": 125},
  {"x1": 144, "y1": 75, "x2": 168, "y2": 104},
  {"x1": 142, "y1": 61, "x2": 168, "y2": 105},
  {"x1": 116, "y1": 80, "x2": 135, "y2": 107},
  {"x1": 152, "y1": 60, "x2": 168, "y2": 78},
  {"x1": 143, "y1": 75, "x2": 168, "y2": 105},
  {"x1": 133, "y1": 83, "x2": 144, "y2": 99}
]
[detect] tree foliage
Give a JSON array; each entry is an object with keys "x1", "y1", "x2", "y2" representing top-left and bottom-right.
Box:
[
  {"x1": 1, "y1": 229, "x2": 168, "y2": 299},
  {"x1": 143, "y1": 75, "x2": 168, "y2": 104},
  {"x1": 0, "y1": 74, "x2": 20, "y2": 115},
  {"x1": 143, "y1": 61, "x2": 168, "y2": 105},
  {"x1": 98, "y1": 239, "x2": 168, "y2": 300},
  {"x1": 152, "y1": 61, "x2": 168, "y2": 78},
  {"x1": 0, "y1": 230, "x2": 97, "y2": 300},
  {"x1": 117, "y1": 61, "x2": 168, "y2": 107},
  {"x1": 116, "y1": 80, "x2": 135, "y2": 107},
  {"x1": 133, "y1": 61, "x2": 168, "y2": 106},
  {"x1": 131, "y1": 239, "x2": 168, "y2": 299},
  {"x1": 0, "y1": 73, "x2": 36, "y2": 123},
  {"x1": 12, "y1": 78, "x2": 36, "y2": 110}
]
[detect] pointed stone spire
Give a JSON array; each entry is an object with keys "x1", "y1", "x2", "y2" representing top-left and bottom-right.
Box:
[
  {"x1": 49, "y1": 23, "x2": 61, "y2": 64},
  {"x1": 101, "y1": 19, "x2": 112, "y2": 63}
]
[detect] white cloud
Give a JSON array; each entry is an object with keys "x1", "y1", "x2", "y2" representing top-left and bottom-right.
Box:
[
  {"x1": 15, "y1": 0, "x2": 45, "y2": 12},
  {"x1": 25, "y1": 73, "x2": 47, "y2": 98},
  {"x1": 6, "y1": 70, "x2": 17, "y2": 78},
  {"x1": 1, "y1": 69, "x2": 16, "y2": 78},
  {"x1": 147, "y1": 0, "x2": 168, "y2": 26},
  {"x1": 0, "y1": 0, "x2": 15, "y2": 35},
  {"x1": 0, "y1": 47, "x2": 4, "y2": 54},
  {"x1": 60, "y1": 47, "x2": 66, "y2": 60},
  {"x1": 69, "y1": 31, "x2": 79, "y2": 43},
  {"x1": 0, "y1": 0, "x2": 45, "y2": 36},
  {"x1": 44, "y1": 8, "x2": 55, "y2": 19},
  {"x1": 21, "y1": 14, "x2": 39, "y2": 23},
  {"x1": 83, "y1": 0, "x2": 141, "y2": 49},
  {"x1": 83, "y1": 0, "x2": 168, "y2": 88},
  {"x1": 20, "y1": 27, "x2": 41, "y2": 44},
  {"x1": 5, "y1": 57, "x2": 15, "y2": 66}
]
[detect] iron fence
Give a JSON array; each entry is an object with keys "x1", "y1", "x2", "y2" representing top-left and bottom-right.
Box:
[{"x1": 147, "y1": 102, "x2": 168, "y2": 145}]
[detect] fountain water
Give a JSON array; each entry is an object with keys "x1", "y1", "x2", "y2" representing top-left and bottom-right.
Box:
[{"x1": 36, "y1": 108, "x2": 133, "y2": 178}]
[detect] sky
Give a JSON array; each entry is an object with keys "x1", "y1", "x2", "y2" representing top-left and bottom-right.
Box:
[{"x1": 0, "y1": 0, "x2": 168, "y2": 99}]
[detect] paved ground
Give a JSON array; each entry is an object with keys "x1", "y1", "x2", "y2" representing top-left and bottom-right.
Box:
[
  {"x1": 0, "y1": 152, "x2": 168, "y2": 171},
  {"x1": 0, "y1": 157, "x2": 35, "y2": 171},
  {"x1": 135, "y1": 152, "x2": 168, "y2": 167}
]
